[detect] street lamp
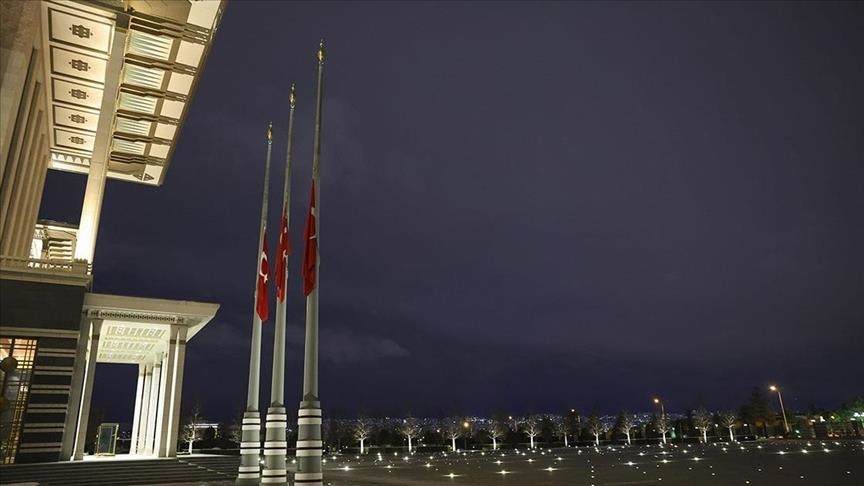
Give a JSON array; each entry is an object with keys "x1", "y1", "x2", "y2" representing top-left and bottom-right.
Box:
[
  {"x1": 769, "y1": 385, "x2": 790, "y2": 435},
  {"x1": 653, "y1": 398, "x2": 665, "y2": 417},
  {"x1": 653, "y1": 397, "x2": 667, "y2": 444},
  {"x1": 462, "y1": 421, "x2": 470, "y2": 450}
]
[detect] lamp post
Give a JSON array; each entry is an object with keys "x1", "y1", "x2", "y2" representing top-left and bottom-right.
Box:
[
  {"x1": 769, "y1": 385, "x2": 790, "y2": 435},
  {"x1": 463, "y1": 421, "x2": 470, "y2": 451},
  {"x1": 653, "y1": 397, "x2": 667, "y2": 444}
]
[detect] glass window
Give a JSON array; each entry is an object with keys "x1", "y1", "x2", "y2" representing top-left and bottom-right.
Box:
[{"x1": 1, "y1": 337, "x2": 38, "y2": 464}]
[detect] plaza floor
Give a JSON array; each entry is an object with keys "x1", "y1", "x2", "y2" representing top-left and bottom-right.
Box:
[{"x1": 315, "y1": 440, "x2": 860, "y2": 486}]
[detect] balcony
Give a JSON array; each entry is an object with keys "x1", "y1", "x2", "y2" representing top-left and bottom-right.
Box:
[
  {"x1": 31, "y1": 220, "x2": 78, "y2": 262},
  {"x1": 0, "y1": 254, "x2": 92, "y2": 287}
]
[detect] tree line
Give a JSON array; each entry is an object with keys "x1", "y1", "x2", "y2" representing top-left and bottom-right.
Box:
[{"x1": 173, "y1": 389, "x2": 863, "y2": 453}]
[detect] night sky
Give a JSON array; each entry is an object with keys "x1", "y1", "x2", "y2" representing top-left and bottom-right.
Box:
[{"x1": 40, "y1": 2, "x2": 863, "y2": 423}]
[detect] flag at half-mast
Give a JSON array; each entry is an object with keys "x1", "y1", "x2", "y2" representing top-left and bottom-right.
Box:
[
  {"x1": 275, "y1": 206, "x2": 290, "y2": 302},
  {"x1": 256, "y1": 232, "x2": 270, "y2": 320},
  {"x1": 302, "y1": 181, "x2": 317, "y2": 296}
]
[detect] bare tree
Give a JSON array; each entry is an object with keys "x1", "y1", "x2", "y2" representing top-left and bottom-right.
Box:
[
  {"x1": 616, "y1": 411, "x2": 635, "y2": 446},
  {"x1": 401, "y1": 417, "x2": 421, "y2": 453},
  {"x1": 182, "y1": 402, "x2": 202, "y2": 454},
  {"x1": 354, "y1": 418, "x2": 372, "y2": 454},
  {"x1": 587, "y1": 414, "x2": 604, "y2": 446},
  {"x1": 655, "y1": 414, "x2": 669, "y2": 445},
  {"x1": 523, "y1": 415, "x2": 540, "y2": 449},
  {"x1": 554, "y1": 419, "x2": 570, "y2": 447},
  {"x1": 488, "y1": 418, "x2": 507, "y2": 450},
  {"x1": 445, "y1": 418, "x2": 463, "y2": 452},
  {"x1": 720, "y1": 411, "x2": 737, "y2": 442},
  {"x1": 692, "y1": 407, "x2": 712, "y2": 443},
  {"x1": 226, "y1": 408, "x2": 243, "y2": 445}
]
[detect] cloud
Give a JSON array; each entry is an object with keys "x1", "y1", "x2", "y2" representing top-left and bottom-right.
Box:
[{"x1": 286, "y1": 325, "x2": 409, "y2": 364}]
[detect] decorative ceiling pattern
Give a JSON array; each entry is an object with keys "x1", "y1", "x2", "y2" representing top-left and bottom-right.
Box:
[
  {"x1": 43, "y1": 3, "x2": 113, "y2": 175},
  {"x1": 42, "y1": 0, "x2": 224, "y2": 186}
]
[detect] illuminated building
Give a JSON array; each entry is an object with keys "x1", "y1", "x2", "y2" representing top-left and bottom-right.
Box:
[{"x1": 1, "y1": 0, "x2": 224, "y2": 464}]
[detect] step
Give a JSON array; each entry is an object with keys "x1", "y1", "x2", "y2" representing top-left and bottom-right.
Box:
[{"x1": 0, "y1": 458, "x2": 233, "y2": 486}]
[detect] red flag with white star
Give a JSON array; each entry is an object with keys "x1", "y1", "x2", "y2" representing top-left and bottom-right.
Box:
[
  {"x1": 302, "y1": 181, "x2": 318, "y2": 296},
  {"x1": 256, "y1": 233, "x2": 269, "y2": 320},
  {"x1": 275, "y1": 206, "x2": 290, "y2": 302}
]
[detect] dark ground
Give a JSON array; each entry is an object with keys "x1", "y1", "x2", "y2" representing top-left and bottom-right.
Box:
[
  {"x1": 149, "y1": 439, "x2": 860, "y2": 486},
  {"x1": 316, "y1": 439, "x2": 860, "y2": 486}
]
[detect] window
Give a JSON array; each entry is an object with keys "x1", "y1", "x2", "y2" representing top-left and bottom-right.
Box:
[{"x1": 1, "y1": 337, "x2": 38, "y2": 464}]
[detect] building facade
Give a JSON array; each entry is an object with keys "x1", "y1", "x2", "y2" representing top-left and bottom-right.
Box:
[{"x1": 1, "y1": 0, "x2": 225, "y2": 464}]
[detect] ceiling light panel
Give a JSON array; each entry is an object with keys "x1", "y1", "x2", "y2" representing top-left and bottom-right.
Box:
[
  {"x1": 122, "y1": 63, "x2": 166, "y2": 90},
  {"x1": 127, "y1": 29, "x2": 174, "y2": 61},
  {"x1": 118, "y1": 91, "x2": 158, "y2": 114},
  {"x1": 115, "y1": 116, "x2": 153, "y2": 136}
]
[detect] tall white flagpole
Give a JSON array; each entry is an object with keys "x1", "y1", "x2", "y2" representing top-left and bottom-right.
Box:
[
  {"x1": 263, "y1": 85, "x2": 296, "y2": 486},
  {"x1": 295, "y1": 39, "x2": 325, "y2": 486},
  {"x1": 237, "y1": 122, "x2": 272, "y2": 486}
]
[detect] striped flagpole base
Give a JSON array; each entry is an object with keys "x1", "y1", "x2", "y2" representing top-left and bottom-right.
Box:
[
  {"x1": 236, "y1": 411, "x2": 261, "y2": 486},
  {"x1": 294, "y1": 402, "x2": 322, "y2": 485},
  {"x1": 262, "y1": 405, "x2": 288, "y2": 485}
]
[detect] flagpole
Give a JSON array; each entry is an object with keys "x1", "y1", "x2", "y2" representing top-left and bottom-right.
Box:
[
  {"x1": 263, "y1": 85, "x2": 296, "y2": 486},
  {"x1": 237, "y1": 122, "x2": 273, "y2": 486},
  {"x1": 295, "y1": 39, "x2": 325, "y2": 486}
]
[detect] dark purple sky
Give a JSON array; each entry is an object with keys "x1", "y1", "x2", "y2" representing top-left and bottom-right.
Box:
[{"x1": 41, "y1": 1, "x2": 863, "y2": 422}]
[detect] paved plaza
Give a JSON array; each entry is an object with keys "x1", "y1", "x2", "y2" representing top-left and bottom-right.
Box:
[
  {"x1": 20, "y1": 439, "x2": 853, "y2": 486},
  {"x1": 315, "y1": 440, "x2": 861, "y2": 486}
]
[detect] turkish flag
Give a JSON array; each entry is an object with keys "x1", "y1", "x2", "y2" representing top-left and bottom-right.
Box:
[
  {"x1": 256, "y1": 234, "x2": 269, "y2": 320},
  {"x1": 275, "y1": 206, "x2": 290, "y2": 302},
  {"x1": 302, "y1": 181, "x2": 318, "y2": 296}
]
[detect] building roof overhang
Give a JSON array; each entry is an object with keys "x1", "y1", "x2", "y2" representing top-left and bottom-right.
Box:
[
  {"x1": 83, "y1": 292, "x2": 219, "y2": 364},
  {"x1": 41, "y1": 0, "x2": 225, "y2": 186}
]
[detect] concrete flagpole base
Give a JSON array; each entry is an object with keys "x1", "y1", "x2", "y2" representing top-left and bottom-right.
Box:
[
  {"x1": 236, "y1": 411, "x2": 261, "y2": 485},
  {"x1": 294, "y1": 400, "x2": 322, "y2": 486},
  {"x1": 262, "y1": 405, "x2": 288, "y2": 485}
]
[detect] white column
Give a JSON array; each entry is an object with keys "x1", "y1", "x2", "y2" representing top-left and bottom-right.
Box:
[
  {"x1": 8, "y1": 112, "x2": 43, "y2": 256},
  {"x1": 136, "y1": 364, "x2": 153, "y2": 454},
  {"x1": 166, "y1": 327, "x2": 187, "y2": 457},
  {"x1": 75, "y1": 29, "x2": 126, "y2": 263},
  {"x1": 73, "y1": 29, "x2": 126, "y2": 263},
  {"x1": 61, "y1": 320, "x2": 92, "y2": 460},
  {"x1": 129, "y1": 363, "x2": 145, "y2": 454},
  {"x1": 73, "y1": 318, "x2": 102, "y2": 460},
  {"x1": 14, "y1": 141, "x2": 49, "y2": 257},
  {"x1": 74, "y1": 159, "x2": 107, "y2": 263},
  {"x1": 0, "y1": 56, "x2": 40, "y2": 257},
  {"x1": 156, "y1": 338, "x2": 176, "y2": 458},
  {"x1": 144, "y1": 358, "x2": 162, "y2": 455}
]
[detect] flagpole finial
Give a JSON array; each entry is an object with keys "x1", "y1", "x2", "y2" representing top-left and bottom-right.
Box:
[
  {"x1": 289, "y1": 83, "x2": 296, "y2": 109},
  {"x1": 317, "y1": 38, "x2": 325, "y2": 64},
  {"x1": 267, "y1": 121, "x2": 273, "y2": 144}
]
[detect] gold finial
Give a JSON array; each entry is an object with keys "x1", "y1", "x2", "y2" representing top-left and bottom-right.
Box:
[
  {"x1": 267, "y1": 121, "x2": 273, "y2": 143},
  {"x1": 317, "y1": 38, "x2": 325, "y2": 64},
  {"x1": 289, "y1": 83, "x2": 296, "y2": 109}
]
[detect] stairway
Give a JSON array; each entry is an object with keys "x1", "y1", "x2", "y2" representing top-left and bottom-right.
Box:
[
  {"x1": 180, "y1": 455, "x2": 240, "y2": 477},
  {"x1": 0, "y1": 455, "x2": 239, "y2": 486}
]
